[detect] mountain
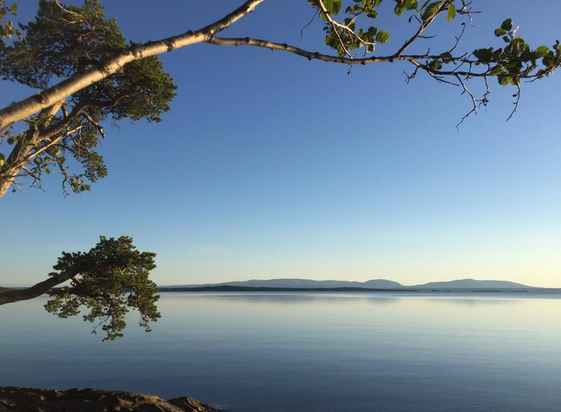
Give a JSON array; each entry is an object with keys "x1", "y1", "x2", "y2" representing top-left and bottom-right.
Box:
[
  {"x1": 164, "y1": 278, "x2": 535, "y2": 290},
  {"x1": 224, "y1": 278, "x2": 404, "y2": 289},
  {"x1": 167, "y1": 278, "x2": 404, "y2": 289},
  {"x1": 413, "y1": 279, "x2": 531, "y2": 289}
]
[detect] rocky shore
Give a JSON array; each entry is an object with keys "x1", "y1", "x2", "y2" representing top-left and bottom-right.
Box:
[{"x1": 0, "y1": 387, "x2": 221, "y2": 412}]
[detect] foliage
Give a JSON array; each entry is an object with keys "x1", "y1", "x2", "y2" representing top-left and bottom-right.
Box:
[
  {"x1": 310, "y1": 0, "x2": 561, "y2": 83},
  {"x1": 0, "y1": 0, "x2": 19, "y2": 40},
  {"x1": 0, "y1": 0, "x2": 177, "y2": 195},
  {"x1": 0, "y1": 0, "x2": 560, "y2": 196},
  {"x1": 44, "y1": 236, "x2": 161, "y2": 341}
]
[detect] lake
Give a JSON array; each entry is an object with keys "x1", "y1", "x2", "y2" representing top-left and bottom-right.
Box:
[{"x1": 1, "y1": 292, "x2": 561, "y2": 411}]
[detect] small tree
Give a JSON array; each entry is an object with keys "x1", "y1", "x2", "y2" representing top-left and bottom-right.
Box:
[{"x1": 0, "y1": 236, "x2": 161, "y2": 341}]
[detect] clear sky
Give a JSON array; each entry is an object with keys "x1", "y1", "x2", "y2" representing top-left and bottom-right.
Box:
[{"x1": 1, "y1": 0, "x2": 560, "y2": 288}]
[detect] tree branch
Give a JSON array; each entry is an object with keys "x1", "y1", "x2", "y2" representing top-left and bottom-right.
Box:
[
  {"x1": 394, "y1": 0, "x2": 449, "y2": 57},
  {"x1": 0, "y1": 274, "x2": 72, "y2": 306},
  {"x1": 206, "y1": 35, "x2": 477, "y2": 66},
  {"x1": 0, "y1": 0, "x2": 265, "y2": 128}
]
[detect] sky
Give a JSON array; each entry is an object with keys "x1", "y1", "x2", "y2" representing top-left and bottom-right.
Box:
[{"x1": 1, "y1": 0, "x2": 560, "y2": 288}]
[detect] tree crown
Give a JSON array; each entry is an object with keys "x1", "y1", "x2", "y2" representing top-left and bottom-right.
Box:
[{"x1": 44, "y1": 236, "x2": 161, "y2": 341}]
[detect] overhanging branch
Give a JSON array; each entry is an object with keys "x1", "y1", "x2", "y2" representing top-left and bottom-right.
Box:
[
  {"x1": 0, "y1": 274, "x2": 72, "y2": 305},
  {"x1": 0, "y1": 0, "x2": 265, "y2": 128}
]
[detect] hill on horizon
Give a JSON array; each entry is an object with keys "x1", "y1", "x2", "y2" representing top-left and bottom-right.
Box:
[
  {"x1": 413, "y1": 279, "x2": 532, "y2": 289},
  {"x1": 164, "y1": 278, "x2": 533, "y2": 290}
]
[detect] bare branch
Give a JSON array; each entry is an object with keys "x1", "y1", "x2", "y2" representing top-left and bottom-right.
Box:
[
  {"x1": 455, "y1": 74, "x2": 478, "y2": 129},
  {"x1": 506, "y1": 84, "x2": 522, "y2": 122}
]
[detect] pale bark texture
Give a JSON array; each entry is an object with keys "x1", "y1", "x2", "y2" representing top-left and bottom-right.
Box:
[{"x1": 0, "y1": 0, "x2": 264, "y2": 128}]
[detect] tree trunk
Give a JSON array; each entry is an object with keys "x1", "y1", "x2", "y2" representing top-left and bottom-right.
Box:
[
  {"x1": 0, "y1": 275, "x2": 70, "y2": 306},
  {"x1": 0, "y1": 126, "x2": 39, "y2": 201},
  {"x1": 0, "y1": 165, "x2": 18, "y2": 199}
]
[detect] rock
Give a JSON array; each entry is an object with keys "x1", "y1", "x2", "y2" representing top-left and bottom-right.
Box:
[{"x1": 0, "y1": 387, "x2": 221, "y2": 412}]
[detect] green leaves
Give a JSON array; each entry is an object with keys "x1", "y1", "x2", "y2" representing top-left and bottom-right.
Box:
[
  {"x1": 319, "y1": 0, "x2": 342, "y2": 16},
  {"x1": 376, "y1": 30, "x2": 390, "y2": 44},
  {"x1": 498, "y1": 75, "x2": 512, "y2": 87},
  {"x1": 428, "y1": 59, "x2": 443, "y2": 71},
  {"x1": 446, "y1": 3, "x2": 457, "y2": 23},
  {"x1": 467, "y1": 18, "x2": 561, "y2": 88},
  {"x1": 534, "y1": 46, "x2": 550, "y2": 58},
  {"x1": 501, "y1": 18, "x2": 513, "y2": 31},
  {"x1": 473, "y1": 48, "x2": 494, "y2": 65},
  {"x1": 422, "y1": 2, "x2": 441, "y2": 21},
  {"x1": 494, "y1": 28, "x2": 507, "y2": 37},
  {"x1": 489, "y1": 65, "x2": 503, "y2": 76},
  {"x1": 0, "y1": 0, "x2": 177, "y2": 197},
  {"x1": 0, "y1": 0, "x2": 19, "y2": 40},
  {"x1": 45, "y1": 236, "x2": 160, "y2": 341}
]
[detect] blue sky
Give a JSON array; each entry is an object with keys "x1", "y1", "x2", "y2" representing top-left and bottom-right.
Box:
[{"x1": 1, "y1": 0, "x2": 560, "y2": 287}]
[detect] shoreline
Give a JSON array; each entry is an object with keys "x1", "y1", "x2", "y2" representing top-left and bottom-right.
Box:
[
  {"x1": 157, "y1": 285, "x2": 561, "y2": 294},
  {"x1": 0, "y1": 386, "x2": 221, "y2": 412}
]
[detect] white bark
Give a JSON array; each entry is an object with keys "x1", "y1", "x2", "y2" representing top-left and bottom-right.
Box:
[{"x1": 0, "y1": 0, "x2": 264, "y2": 128}]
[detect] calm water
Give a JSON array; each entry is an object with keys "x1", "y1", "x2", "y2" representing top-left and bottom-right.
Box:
[{"x1": 1, "y1": 292, "x2": 561, "y2": 411}]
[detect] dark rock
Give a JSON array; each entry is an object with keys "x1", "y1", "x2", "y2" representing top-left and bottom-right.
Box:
[
  {"x1": 0, "y1": 387, "x2": 221, "y2": 412},
  {"x1": 168, "y1": 397, "x2": 219, "y2": 412}
]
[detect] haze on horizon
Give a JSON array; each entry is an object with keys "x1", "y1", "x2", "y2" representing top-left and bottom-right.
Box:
[{"x1": 1, "y1": 0, "x2": 560, "y2": 289}]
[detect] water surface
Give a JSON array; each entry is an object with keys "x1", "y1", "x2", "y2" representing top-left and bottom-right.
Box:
[{"x1": 1, "y1": 292, "x2": 561, "y2": 411}]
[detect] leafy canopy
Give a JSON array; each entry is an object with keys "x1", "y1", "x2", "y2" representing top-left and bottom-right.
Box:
[
  {"x1": 0, "y1": 0, "x2": 18, "y2": 40},
  {"x1": 0, "y1": 0, "x2": 177, "y2": 194},
  {"x1": 310, "y1": 0, "x2": 561, "y2": 86},
  {"x1": 45, "y1": 236, "x2": 161, "y2": 341}
]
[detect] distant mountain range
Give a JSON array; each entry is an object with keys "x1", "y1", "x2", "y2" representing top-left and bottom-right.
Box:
[{"x1": 164, "y1": 278, "x2": 533, "y2": 290}]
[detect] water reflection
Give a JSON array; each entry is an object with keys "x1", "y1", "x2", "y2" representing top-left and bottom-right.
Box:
[
  {"x1": 1, "y1": 292, "x2": 561, "y2": 412},
  {"x1": 163, "y1": 292, "x2": 403, "y2": 306}
]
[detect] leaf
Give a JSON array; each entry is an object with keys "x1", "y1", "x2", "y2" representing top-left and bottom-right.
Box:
[
  {"x1": 498, "y1": 75, "x2": 511, "y2": 86},
  {"x1": 440, "y1": 51, "x2": 453, "y2": 63},
  {"x1": 543, "y1": 56, "x2": 556, "y2": 68},
  {"x1": 446, "y1": 4, "x2": 456, "y2": 23},
  {"x1": 489, "y1": 65, "x2": 503, "y2": 76},
  {"x1": 429, "y1": 60, "x2": 443, "y2": 70},
  {"x1": 7, "y1": 137, "x2": 15, "y2": 145},
  {"x1": 501, "y1": 18, "x2": 513, "y2": 31},
  {"x1": 11, "y1": 3, "x2": 17, "y2": 12},
  {"x1": 394, "y1": 4, "x2": 405, "y2": 16},
  {"x1": 332, "y1": 0, "x2": 342, "y2": 15},
  {"x1": 473, "y1": 48, "x2": 493, "y2": 65},
  {"x1": 322, "y1": 0, "x2": 332, "y2": 12},
  {"x1": 405, "y1": 0, "x2": 418, "y2": 10},
  {"x1": 494, "y1": 28, "x2": 507, "y2": 37},
  {"x1": 422, "y1": 2, "x2": 441, "y2": 21},
  {"x1": 376, "y1": 30, "x2": 390, "y2": 44},
  {"x1": 534, "y1": 46, "x2": 550, "y2": 58},
  {"x1": 419, "y1": 0, "x2": 432, "y2": 13}
]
